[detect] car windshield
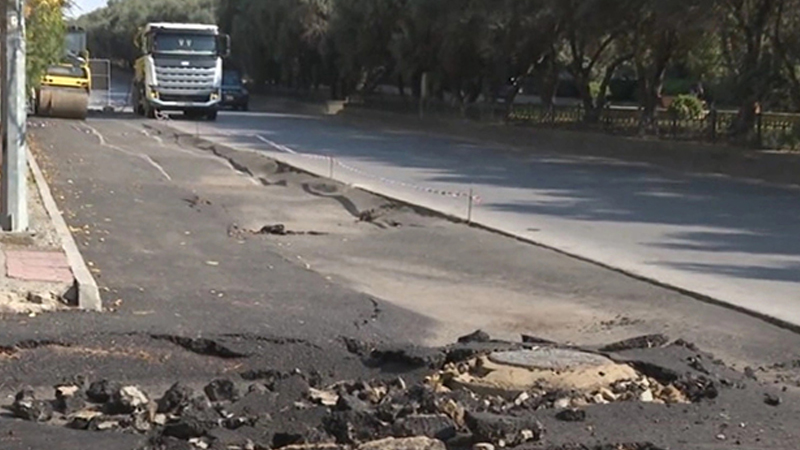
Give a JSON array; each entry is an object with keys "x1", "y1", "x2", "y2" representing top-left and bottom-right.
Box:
[
  {"x1": 222, "y1": 71, "x2": 242, "y2": 86},
  {"x1": 154, "y1": 33, "x2": 216, "y2": 53}
]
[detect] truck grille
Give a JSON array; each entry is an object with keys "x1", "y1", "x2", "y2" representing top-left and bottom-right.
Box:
[
  {"x1": 159, "y1": 94, "x2": 211, "y2": 103},
  {"x1": 154, "y1": 56, "x2": 216, "y2": 95}
]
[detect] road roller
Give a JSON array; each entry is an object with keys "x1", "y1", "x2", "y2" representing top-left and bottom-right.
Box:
[{"x1": 34, "y1": 26, "x2": 91, "y2": 120}]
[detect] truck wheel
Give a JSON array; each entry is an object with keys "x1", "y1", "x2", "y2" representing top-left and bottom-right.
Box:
[
  {"x1": 206, "y1": 110, "x2": 218, "y2": 121},
  {"x1": 145, "y1": 104, "x2": 157, "y2": 119}
]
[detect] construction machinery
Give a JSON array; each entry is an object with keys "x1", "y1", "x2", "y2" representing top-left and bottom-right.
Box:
[
  {"x1": 133, "y1": 23, "x2": 230, "y2": 120},
  {"x1": 34, "y1": 25, "x2": 91, "y2": 120}
]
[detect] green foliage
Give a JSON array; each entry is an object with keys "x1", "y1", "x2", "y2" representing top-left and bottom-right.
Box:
[
  {"x1": 589, "y1": 81, "x2": 607, "y2": 102},
  {"x1": 667, "y1": 94, "x2": 705, "y2": 119},
  {"x1": 74, "y1": 0, "x2": 800, "y2": 123},
  {"x1": 776, "y1": 124, "x2": 800, "y2": 150},
  {"x1": 27, "y1": 0, "x2": 67, "y2": 89},
  {"x1": 76, "y1": 0, "x2": 217, "y2": 65}
]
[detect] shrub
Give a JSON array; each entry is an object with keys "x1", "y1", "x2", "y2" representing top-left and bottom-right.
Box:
[{"x1": 668, "y1": 94, "x2": 706, "y2": 119}]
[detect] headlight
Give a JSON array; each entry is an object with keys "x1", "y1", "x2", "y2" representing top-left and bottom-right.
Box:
[
  {"x1": 146, "y1": 85, "x2": 158, "y2": 99},
  {"x1": 210, "y1": 91, "x2": 220, "y2": 101}
]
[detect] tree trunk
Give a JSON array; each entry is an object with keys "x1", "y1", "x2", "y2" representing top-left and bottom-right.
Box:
[
  {"x1": 538, "y1": 55, "x2": 559, "y2": 116},
  {"x1": 397, "y1": 74, "x2": 405, "y2": 97},
  {"x1": 411, "y1": 70, "x2": 423, "y2": 99},
  {"x1": 637, "y1": 58, "x2": 669, "y2": 133},
  {"x1": 733, "y1": 99, "x2": 759, "y2": 138}
]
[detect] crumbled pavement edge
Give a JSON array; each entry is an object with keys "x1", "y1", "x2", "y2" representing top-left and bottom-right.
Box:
[
  {"x1": 2, "y1": 331, "x2": 794, "y2": 450},
  {"x1": 27, "y1": 146, "x2": 102, "y2": 311}
]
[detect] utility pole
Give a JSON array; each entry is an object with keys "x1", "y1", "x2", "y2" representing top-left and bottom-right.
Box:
[{"x1": 1, "y1": 0, "x2": 28, "y2": 232}]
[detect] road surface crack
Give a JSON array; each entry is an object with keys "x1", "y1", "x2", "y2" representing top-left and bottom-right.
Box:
[{"x1": 149, "y1": 335, "x2": 249, "y2": 359}]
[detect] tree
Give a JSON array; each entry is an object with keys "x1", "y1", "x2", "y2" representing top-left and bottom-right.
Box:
[
  {"x1": 555, "y1": 0, "x2": 635, "y2": 122},
  {"x1": 631, "y1": 0, "x2": 714, "y2": 130},
  {"x1": 719, "y1": 0, "x2": 782, "y2": 135},
  {"x1": 77, "y1": 0, "x2": 217, "y2": 65},
  {"x1": 26, "y1": 0, "x2": 68, "y2": 89}
]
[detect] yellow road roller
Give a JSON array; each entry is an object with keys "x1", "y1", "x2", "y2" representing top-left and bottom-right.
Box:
[{"x1": 34, "y1": 26, "x2": 91, "y2": 120}]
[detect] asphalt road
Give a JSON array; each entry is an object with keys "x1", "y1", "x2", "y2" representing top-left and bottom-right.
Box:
[
  {"x1": 164, "y1": 109, "x2": 800, "y2": 328},
  {"x1": 16, "y1": 113, "x2": 800, "y2": 449}
]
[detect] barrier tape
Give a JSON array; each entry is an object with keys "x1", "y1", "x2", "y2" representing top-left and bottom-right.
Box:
[
  {"x1": 252, "y1": 133, "x2": 482, "y2": 204},
  {"x1": 331, "y1": 157, "x2": 482, "y2": 204}
]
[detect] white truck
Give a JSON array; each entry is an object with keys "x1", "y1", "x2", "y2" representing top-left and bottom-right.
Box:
[{"x1": 132, "y1": 23, "x2": 230, "y2": 121}]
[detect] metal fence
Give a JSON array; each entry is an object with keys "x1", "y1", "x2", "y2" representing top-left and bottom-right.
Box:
[
  {"x1": 349, "y1": 95, "x2": 800, "y2": 150},
  {"x1": 89, "y1": 58, "x2": 111, "y2": 109},
  {"x1": 509, "y1": 104, "x2": 800, "y2": 149}
]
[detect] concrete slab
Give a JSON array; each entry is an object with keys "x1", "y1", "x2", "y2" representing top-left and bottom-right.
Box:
[{"x1": 5, "y1": 250, "x2": 72, "y2": 283}]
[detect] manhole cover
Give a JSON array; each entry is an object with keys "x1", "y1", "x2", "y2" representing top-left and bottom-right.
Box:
[{"x1": 488, "y1": 348, "x2": 613, "y2": 371}]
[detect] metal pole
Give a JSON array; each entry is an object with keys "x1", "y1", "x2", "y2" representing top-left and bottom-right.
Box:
[
  {"x1": 328, "y1": 155, "x2": 334, "y2": 179},
  {"x1": 419, "y1": 72, "x2": 428, "y2": 120},
  {"x1": 2, "y1": 0, "x2": 28, "y2": 232},
  {"x1": 467, "y1": 188, "x2": 474, "y2": 224}
]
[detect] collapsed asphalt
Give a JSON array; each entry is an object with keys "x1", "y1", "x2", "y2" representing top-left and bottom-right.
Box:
[
  {"x1": 5, "y1": 330, "x2": 798, "y2": 450},
  {"x1": 3, "y1": 114, "x2": 799, "y2": 449}
]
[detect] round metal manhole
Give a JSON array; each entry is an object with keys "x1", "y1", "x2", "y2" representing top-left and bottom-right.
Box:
[{"x1": 488, "y1": 348, "x2": 614, "y2": 371}]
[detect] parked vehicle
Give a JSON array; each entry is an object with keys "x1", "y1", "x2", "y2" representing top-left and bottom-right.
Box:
[{"x1": 221, "y1": 70, "x2": 249, "y2": 111}]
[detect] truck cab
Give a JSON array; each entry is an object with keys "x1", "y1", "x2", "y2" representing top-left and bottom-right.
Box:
[{"x1": 133, "y1": 23, "x2": 230, "y2": 120}]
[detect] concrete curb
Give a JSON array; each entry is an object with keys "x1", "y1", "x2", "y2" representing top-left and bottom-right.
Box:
[{"x1": 27, "y1": 148, "x2": 102, "y2": 311}]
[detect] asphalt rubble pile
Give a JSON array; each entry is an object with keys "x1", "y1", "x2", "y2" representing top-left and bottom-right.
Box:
[{"x1": 2, "y1": 331, "x2": 775, "y2": 450}]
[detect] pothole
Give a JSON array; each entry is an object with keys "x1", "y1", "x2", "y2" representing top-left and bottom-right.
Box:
[{"x1": 429, "y1": 346, "x2": 695, "y2": 409}]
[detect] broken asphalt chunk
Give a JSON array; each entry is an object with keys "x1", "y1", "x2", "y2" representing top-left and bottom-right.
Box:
[
  {"x1": 324, "y1": 410, "x2": 392, "y2": 445},
  {"x1": 55, "y1": 384, "x2": 86, "y2": 414},
  {"x1": 308, "y1": 388, "x2": 339, "y2": 407},
  {"x1": 458, "y1": 330, "x2": 492, "y2": 344},
  {"x1": 765, "y1": 393, "x2": 782, "y2": 407},
  {"x1": 159, "y1": 382, "x2": 195, "y2": 414},
  {"x1": 674, "y1": 375, "x2": 718, "y2": 402},
  {"x1": 600, "y1": 334, "x2": 670, "y2": 353},
  {"x1": 465, "y1": 412, "x2": 543, "y2": 447},
  {"x1": 369, "y1": 346, "x2": 446, "y2": 370},
  {"x1": 392, "y1": 414, "x2": 457, "y2": 441},
  {"x1": 87, "y1": 379, "x2": 122, "y2": 404},
  {"x1": 555, "y1": 408, "x2": 587, "y2": 422},
  {"x1": 11, "y1": 387, "x2": 53, "y2": 422},
  {"x1": 520, "y1": 334, "x2": 556, "y2": 345},
  {"x1": 66, "y1": 409, "x2": 103, "y2": 430},
  {"x1": 107, "y1": 385, "x2": 150, "y2": 414},
  {"x1": 204, "y1": 379, "x2": 240, "y2": 403},
  {"x1": 258, "y1": 224, "x2": 288, "y2": 235},
  {"x1": 162, "y1": 413, "x2": 214, "y2": 440}
]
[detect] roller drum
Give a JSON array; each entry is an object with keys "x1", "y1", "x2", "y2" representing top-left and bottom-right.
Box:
[{"x1": 36, "y1": 87, "x2": 89, "y2": 120}]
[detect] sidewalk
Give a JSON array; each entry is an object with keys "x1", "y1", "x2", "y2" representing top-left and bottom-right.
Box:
[{"x1": 0, "y1": 170, "x2": 75, "y2": 315}]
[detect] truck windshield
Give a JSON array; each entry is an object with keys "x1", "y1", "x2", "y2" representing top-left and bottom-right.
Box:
[{"x1": 154, "y1": 33, "x2": 216, "y2": 53}]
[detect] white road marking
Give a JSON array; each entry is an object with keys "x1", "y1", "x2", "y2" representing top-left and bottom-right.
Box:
[
  {"x1": 255, "y1": 135, "x2": 298, "y2": 154},
  {"x1": 83, "y1": 124, "x2": 173, "y2": 182}
]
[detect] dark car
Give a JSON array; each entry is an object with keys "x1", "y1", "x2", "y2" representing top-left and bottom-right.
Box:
[{"x1": 221, "y1": 70, "x2": 249, "y2": 110}]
